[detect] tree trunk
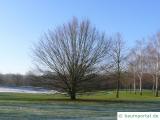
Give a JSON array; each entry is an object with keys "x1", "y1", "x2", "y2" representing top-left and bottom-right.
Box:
[
  {"x1": 155, "y1": 54, "x2": 159, "y2": 97},
  {"x1": 133, "y1": 70, "x2": 136, "y2": 94},
  {"x1": 116, "y1": 71, "x2": 120, "y2": 98},
  {"x1": 116, "y1": 79, "x2": 119, "y2": 98},
  {"x1": 152, "y1": 83, "x2": 155, "y2": 95},
  {"x1": 155, "y1": 89, "x2": 158, "y2": 97},
  {"x1": 139, "y1": 77, "x2": 142, "y2": 96},
  {"x1": 70, "y1": 90, "x2": 76, "y2": 100},
  {"x1": 155, "y1": 76, "x2": 159, "y2": 97},
  {"x1": 133, "y1": 78, "x2": 136, "y2": 94},
  {"x1": 69, "y1": 77, "x2": 77, "y2": 100},
  {"x1": 152, "y1": 75, "x2": 155, "y2": 95},
  {"x1": 134, "y1": 84, "x2": 136, "y2": 94}
]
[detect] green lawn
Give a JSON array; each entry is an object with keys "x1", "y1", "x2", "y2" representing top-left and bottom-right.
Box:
[
  {"x1": 78, "y1": 90, "x2": 160, "y2": 102},
  {"x1": 0, "y1": 90, "x2": 159, "y2": 103}
]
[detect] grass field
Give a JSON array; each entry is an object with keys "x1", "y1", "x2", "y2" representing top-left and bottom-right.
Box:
[
  {"x1": 78, "y1": 90, "x2": 160, "y2": 102},
  {"x1": 0, "y1": 90, "x2": 159, "y2": 120},
  {"x1": 0, "y1": 90, "x2": 159, "y2": 102}
]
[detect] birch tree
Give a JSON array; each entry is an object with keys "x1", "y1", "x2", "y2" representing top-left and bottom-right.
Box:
[
  {"x1": 145, "y1": 40, "x2": 157, "y2": 95},
  {"x1": 146, "y1": 33, "x2": 160, "y2": 97},
  {"x1": 128, "y1": 49, "x2": 137, "y2": 94},
  {"x1": 134, "y1": 40, "x2": 145, "y2": 95},
  {"x1": 153, "y1": 33, "x2": 160, "y2": 97}
]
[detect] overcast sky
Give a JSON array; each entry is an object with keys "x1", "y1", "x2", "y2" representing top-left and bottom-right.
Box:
[{"x1": 0, "y1": 0, "x2": 160, "y2": 74}]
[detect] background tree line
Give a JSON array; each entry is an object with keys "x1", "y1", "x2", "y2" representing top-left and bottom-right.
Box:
[{"x1": 0, "y1": 72, "x2": 155, "y2": 91}]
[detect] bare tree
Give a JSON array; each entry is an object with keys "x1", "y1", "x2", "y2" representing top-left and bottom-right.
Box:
[
  {"x1": 133, "y1": 40, "x2": 146, "y2": 95},
  {"x1": 155, "y1": 33, "x2": 160, "y2": 97},
  {"x1": 33, "y1": 18, "x2": 110, "y2": 100},
  {"x1": 144, "y1": 33, "x2": 160, "y2": 97},
  {"x1": 127, "y1": 49, "x2": 137, "y2": 94},
  {"x1": 111, "y1": 33, "x2": 126, "y2": 98},
  {"x1": 151, "y1": 33, "x2": 160, "y2": 97},
  {"x1": 145, "y1": 40, "x2": 157, "y2": 95}
]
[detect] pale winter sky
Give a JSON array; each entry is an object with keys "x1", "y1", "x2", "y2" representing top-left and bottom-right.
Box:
[{"x1": 0, "y1": 0, "x2": 160, "y2": 74}]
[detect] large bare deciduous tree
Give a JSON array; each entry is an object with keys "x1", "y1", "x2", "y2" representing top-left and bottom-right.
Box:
[{"x1": 33, "y1": 18, "x2": 110, "y2": 100}]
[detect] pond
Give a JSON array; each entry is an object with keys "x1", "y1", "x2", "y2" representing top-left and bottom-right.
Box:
[
  {"x1": 0, "y1": 101, "x2": 159, "y2": 120},
  {"x1": 0, "y1": 86, "x2": 57, "y2": 94}
]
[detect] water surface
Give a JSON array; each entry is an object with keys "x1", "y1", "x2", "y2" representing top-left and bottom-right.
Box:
[{"x1": 0, "y1": 86, "x2": 57, "y2": 94}]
